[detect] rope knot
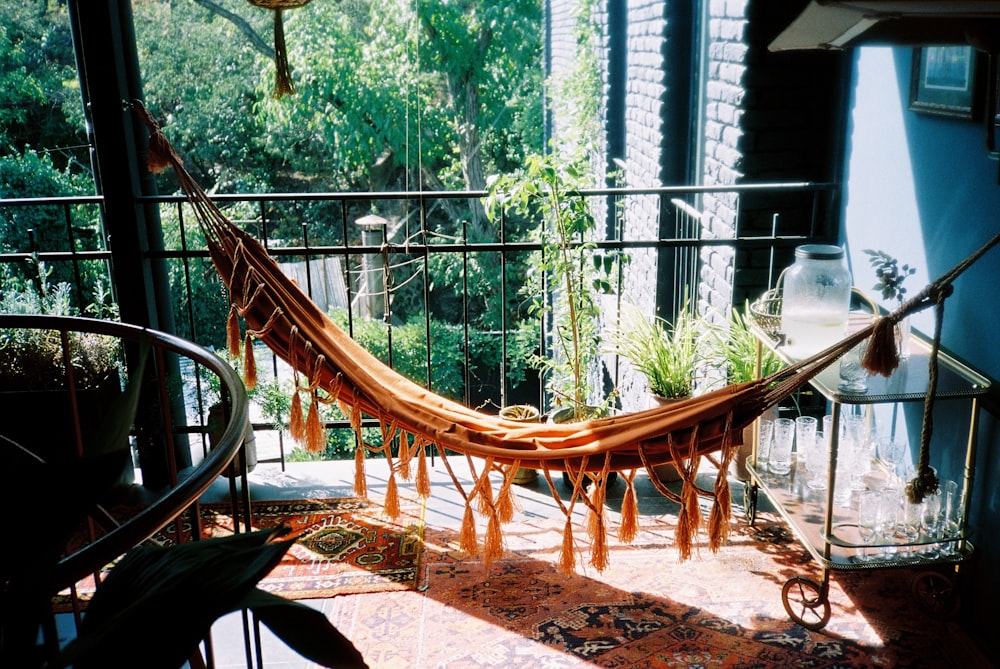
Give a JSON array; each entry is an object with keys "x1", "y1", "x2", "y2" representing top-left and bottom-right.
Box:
[{"x1": 905, "y1": 468, "x2": 939, "y2": 504}]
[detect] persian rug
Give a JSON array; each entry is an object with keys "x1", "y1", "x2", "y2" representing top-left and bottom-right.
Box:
[
  {"x1": 318, "y1": 510, "x2": 992, "y2": 669},
  {"x1": 55, "y1": 497, "x2": 426, "y2": 610}
]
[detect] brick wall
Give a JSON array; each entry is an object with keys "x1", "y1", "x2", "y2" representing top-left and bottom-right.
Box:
[{"x1": 545, "y1": 0, "x2": 847, "y2": 408}]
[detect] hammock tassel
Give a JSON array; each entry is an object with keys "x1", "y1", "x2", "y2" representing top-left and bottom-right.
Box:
[
  {"x1": 288, "y1": 390, "x2": 305, "y2": 443},
  {"x1": 398, "y1": 436, "x2": 412, "y2": 481},
  {"x1": 305, "y1": 395, "x2": 324, "y2": 453},
  {"x1": 384, "y1": 472, "x2": 400, "y2": 519},
  {"x1": 459, "y1": 503, "x2": 478, "y2": 555},
  {"x1": 862, "y1": 315, "x2": 900, "y2": 377},
  {"x1": 588, "y1": 481, "x2": 609, "y2": 572},
  {"x1": 353, "y1": 443, "x2": 367, "y2": 497},
  {"x1": 559, "y1": 519, "x2": 576, "y2": 575},
  {"x1": 243, "y1": 331, "x2": 257, "y2": 391},
  {"x1": 618, "y1": 472, "x2": 639, "y2": 544},
  {"x1": 497, "y1": 470, "x2": 516, "y2": 523},
  {"x1": 484, "y1": 511, "x2": 504, "y2": 568},
  {"x1": 227, "y1": 304, "x2": 241, "y2": 358},
  {"x1": 415, "y1": 445, "x2": 431, "y2": 498}
]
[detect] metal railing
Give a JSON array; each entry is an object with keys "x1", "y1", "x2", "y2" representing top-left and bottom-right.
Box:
[{"x1": 2, "y1": 182, "x2": 839, "y2": 463}]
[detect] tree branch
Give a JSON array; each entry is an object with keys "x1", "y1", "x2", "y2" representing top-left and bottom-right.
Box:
[{"x1": 190, "y1": 0, "x2": 275, "y2": 60}]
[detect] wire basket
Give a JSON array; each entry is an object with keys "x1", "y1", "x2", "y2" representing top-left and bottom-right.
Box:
[{"x1": 749, "y1": 289, "x2": 783, "y2": 338}]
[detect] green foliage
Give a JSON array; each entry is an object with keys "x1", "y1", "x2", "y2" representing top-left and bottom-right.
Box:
[
  {"x1": 0, "y1": 262, "x2": 120, "y2": 391},
  {"x1": 706, "y1": 302, "x2": 784, "y2": 386},
  {"x1": 0, "y1": 4, "x2": 86, "y2": 169},
  {"x1": 608, "y1": 303, "x2": 707, "y2": 399},
  {"x1": 0, "y1": 148, "x2": 101, "y2": 290},
  {"x1": 863, "y1": 248, "x2": 917, "y2": 303},
  {"x1": 485, "y1": 153, "x2": 623, "y2": 418}
]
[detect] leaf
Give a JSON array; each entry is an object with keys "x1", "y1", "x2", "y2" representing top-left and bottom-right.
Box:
[
  {"x1": 56, "y1": 529, "x2": 298, "y2": 669},
  {"x1": 244, "y1": 590, "x2": 369, "y2": 668}
]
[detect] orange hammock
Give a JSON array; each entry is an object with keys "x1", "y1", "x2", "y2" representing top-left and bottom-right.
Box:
[{"x1": 132, "y1": 102, "x2": 997, "y2": 572}]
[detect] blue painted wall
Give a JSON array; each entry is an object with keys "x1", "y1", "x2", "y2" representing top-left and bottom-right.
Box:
[{"x1": 842, "y1": 46, "x2": 1000, "y2": 660}]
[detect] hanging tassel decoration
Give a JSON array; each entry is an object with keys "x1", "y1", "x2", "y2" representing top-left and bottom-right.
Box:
[
  {"x1": 305, "y1": 395, "x2": 324, "y2": 453},
  {"x1": 227, "y1": 305, "x2": 241, "y2": 358},
  {"x1": 559, "y1": 519, "x2": 576, "y2": 575},
  {"x1": 484, "y1": 511, "x2": 503, "y2": 568},
  {"x1": 862, "y1": 315, "x2": 900, "y2": 377},
  {"x1": 415, "y1": 444, "x2": 431, "y2": 498},
  {"x1": 288, "y1": 390, "x2": 304, "y2": 443},
  {"x1": 243, "y1": 331, "x2": 257, "y2": 391},
  {"x1": 354, "y1": 442, "x2": 367, "y2": 497},
  {"x1": 459, "y1": 502, "x2": 478, "y2": 555},
  {"x1": 384, "y1": 472, "x2": 400, "y2": 519},
  {"x1": 618, "y1": 471, "x2": 639, "y2": 544},
  {"x1": 496, "y1": 474, "x2": 516, "y2": 523}
]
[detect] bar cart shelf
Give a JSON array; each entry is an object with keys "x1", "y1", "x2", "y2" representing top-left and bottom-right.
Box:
[{"x1": 745, "y1": 322, "x2": 990, "y2": 630}]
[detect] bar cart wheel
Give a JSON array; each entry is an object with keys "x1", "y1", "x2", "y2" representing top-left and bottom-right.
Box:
[
  {"x1": 781, "y1": 576, "x2": 831, "y2": 630},
  {"x1": 743, "y1": 482, "x2": 758, "y2": 525},
  {"x1": 911, "y1": 571, "x2": 960, "y2": 619}
]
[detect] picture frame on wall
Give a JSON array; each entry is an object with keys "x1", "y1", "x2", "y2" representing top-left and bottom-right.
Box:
[{"x1": 910, "y1": 46, "x2": 980, "y2": 120}]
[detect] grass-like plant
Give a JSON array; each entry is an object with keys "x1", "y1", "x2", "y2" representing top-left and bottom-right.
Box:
[{"x1": 608, "y1": 303, "x2": 705, "y2": 400}]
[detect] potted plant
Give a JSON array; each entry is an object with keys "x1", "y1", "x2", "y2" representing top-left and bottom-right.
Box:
[
  {"x1": 0, "y1": 263, "x2": 129, "y2": 483},
  {"x1": 485, "y1": 152, "x2": 622, "y2": 423},
  {"x1": 862, "y1": 248, "x2": 917, "y2": 359},
  {"x1": 606, "y1": 301, "x2": 708, "y2": 481},
  {"x1": 707, "y1": 301, "x2": 784, "y2": 480},
  {"x1": 607, "y1": 302, "x2": 705, "y2": 404}
]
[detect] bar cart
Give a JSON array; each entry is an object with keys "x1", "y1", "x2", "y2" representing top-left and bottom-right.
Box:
[{"x1": 744, "y1": 322, "x2": 990, "y2": 630}]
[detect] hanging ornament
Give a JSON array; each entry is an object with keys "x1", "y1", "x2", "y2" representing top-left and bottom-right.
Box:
[{"x1": 246, "y1": 0, "x2": 313, "y2": 99}]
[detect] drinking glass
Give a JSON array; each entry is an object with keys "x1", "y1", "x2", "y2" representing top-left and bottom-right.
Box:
[
  {"x1": 878, "y1": 486, "x2": 901, "y2": 558},
  {"x1": 899, "y1": 500, "x2": 922, "y2": 559},
  {"x1": 795, "y1": 415, "x2": 817, "y2": 468},
  {"x1": 838, "y1": 341, "x2": 869, "y2": 393},
  {"x1": 769, "y1": 418, "x2": 795, "y2": 476},
  {"x1": 756, "y1": 419, "x2": 774, "y2": 471},
  {"x1": 857, "y1": 489, "x2": 881, "y2": 562},
  {"x1": 940, "y1": 479, "x2": 961, "y2": 557},
  {"x1": 877, "y1": 438, "x2": 906, "y2": 481},
  {"x1": 920, "y1": 491, "x2": 942, "y2": 558},
  {"x1": 806, "y1": 431, "x2": 828, "y2": 490}
]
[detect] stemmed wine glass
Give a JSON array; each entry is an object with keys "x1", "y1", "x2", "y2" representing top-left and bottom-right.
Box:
[{"x1": 857, "y1": 490, "x2": 882, "y2": 562}]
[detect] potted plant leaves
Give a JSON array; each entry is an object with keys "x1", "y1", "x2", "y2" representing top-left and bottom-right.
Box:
[
  {"x1": 485, "y1": 152, "x2": 622, "y2": 423},
  {"x1": 707, "y1": 301, "x2": 785, "y2": 480},
  {"x1": 606, "y1": 302, "x2": 707, "y2": 481},
  {"x1": 0, "y1": 263, "x2": 129, "y2": 484}
]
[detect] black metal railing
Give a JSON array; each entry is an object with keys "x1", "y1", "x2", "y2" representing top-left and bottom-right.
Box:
[{"x1": 2, "y1": 182, "x2": 839, "y2": 465}]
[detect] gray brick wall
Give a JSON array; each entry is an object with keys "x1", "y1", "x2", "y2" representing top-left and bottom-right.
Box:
[{"x1": 545, "y1": 0, "x2": 846, "y2": 408}]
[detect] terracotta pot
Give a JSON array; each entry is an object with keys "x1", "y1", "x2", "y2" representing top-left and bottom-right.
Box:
[{"x1": 499, "y1": 404, "x2": 540, "y2": 484}]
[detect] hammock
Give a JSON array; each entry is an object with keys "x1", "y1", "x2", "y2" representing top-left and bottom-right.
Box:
[{"x1": 132, "y1": 102, "x2": 998, "y2": 572}]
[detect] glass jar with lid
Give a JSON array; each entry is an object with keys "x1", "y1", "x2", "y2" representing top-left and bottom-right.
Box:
[{"x1": 779, "y1": 244, "x2": 852, "y2": 359}]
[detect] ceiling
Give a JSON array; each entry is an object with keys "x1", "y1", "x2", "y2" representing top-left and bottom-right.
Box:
[{"x1": 769, "y1": 1, "x2": 1000, "y2": 51}]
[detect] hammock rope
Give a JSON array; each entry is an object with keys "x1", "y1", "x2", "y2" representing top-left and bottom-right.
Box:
[{"x1": 131, "y1": 101, "x2": 997, "y2": 567}]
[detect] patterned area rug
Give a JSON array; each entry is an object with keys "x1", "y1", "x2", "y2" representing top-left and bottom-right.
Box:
[
  {"x1": 56, "y1": 497, "x2": 425, "y2": 609},
  {"x1": 321, "y1": 508, "x2": 992, "y2": 669}
]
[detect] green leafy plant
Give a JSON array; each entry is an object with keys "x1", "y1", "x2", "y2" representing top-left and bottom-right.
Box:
[
  {"x1": 485, "y1": 153, "x2": 623, "y2": 419},
  {"x1": 863, "y1": 249, "x2": 917, "y2": 304},
  {"x1": 607, "y1": 303, "x2": 707, "y2": 400},
  {"x1": 708, "y1": 302, "x2": 784, "y2": 385},
  {"x1": 0, "y1": 262, "x2": 120, "y2": 391}
]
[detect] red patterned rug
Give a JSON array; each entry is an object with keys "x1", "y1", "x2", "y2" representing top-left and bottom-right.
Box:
[
  {"x1": 56, "y1": 497, "x2": 426, "y2": 609},
  {"x1": 320, "y1": 509, "x2": 992, "y2": 669}
]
